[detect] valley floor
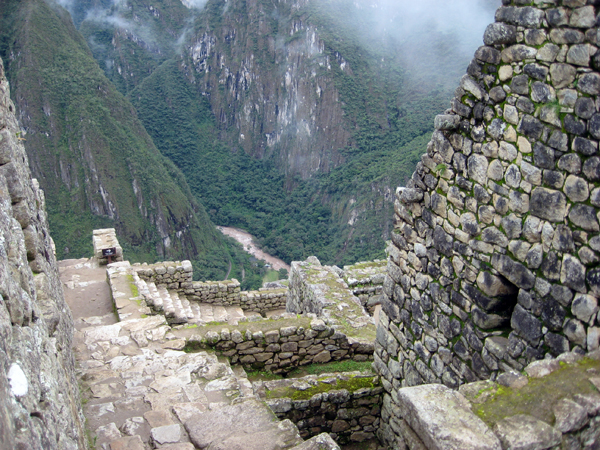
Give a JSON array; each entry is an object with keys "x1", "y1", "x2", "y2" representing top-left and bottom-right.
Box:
[{"x1": 217, "y1": 226, "x2": 291, "y2": 272}]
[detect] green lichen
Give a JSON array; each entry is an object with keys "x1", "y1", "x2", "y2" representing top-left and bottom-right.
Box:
[
  {"x1": 266, "y1": 374, "x2": 379, "y2": 400},
  {"x1": 126, "y1": 274, "x2": 139, "y2": 298},
  {"x1": 474, "y1": 358, "x2": 600, "y2": 427}
]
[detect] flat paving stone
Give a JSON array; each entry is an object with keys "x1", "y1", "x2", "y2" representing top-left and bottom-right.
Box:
[
  {"x1": 110, "y1": 435, "x2": 145, "y2": 450},
  {"x1": 151, "y1": 424, "x2": 182, "y2": 445}
]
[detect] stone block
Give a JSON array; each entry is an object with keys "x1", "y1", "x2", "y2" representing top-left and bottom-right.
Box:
[
  {"x1": 397, "y1": 384, "x2": 500, "y2": 450},
  {"x1": 493, "y1": 415, "x2": 561, "y2": 450}
]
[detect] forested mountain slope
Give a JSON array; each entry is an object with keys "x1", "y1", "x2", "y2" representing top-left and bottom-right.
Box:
[
  {"x1": 0, "y1": 0, "x2": 232, "y2": 275},
  {"x1": 128, "y1": 0, "x2": 498, "y2": 264}
]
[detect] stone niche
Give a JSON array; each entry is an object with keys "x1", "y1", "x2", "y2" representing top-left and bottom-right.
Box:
[{"x1": 375, "y1": 0, "x2": 600, "y2": 447}]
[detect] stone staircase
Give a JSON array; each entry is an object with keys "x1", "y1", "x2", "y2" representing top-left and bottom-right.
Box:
[
  {"x1": 65, "y1": 258, "x2": 339, "y2": 450},
  {"x1": 108, "y1": 262, "x2": 262, "y2": 326}
]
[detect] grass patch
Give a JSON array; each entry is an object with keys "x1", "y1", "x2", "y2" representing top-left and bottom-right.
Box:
[
  {"x1": 263, "y1": 269, "x2": 282, "y2": 284},
  {"x1": 266, "y1": 373, "x2": 379, "y2": 400},
  {"x1": 289, "y1": 360, "x2": 373, "y2": 377},
  {"x1": 246, "y1": 369, "x2": 285, "y2": 382},
  {"x1": 474, "y1": 358, "x2": 600, "y2": 427}
]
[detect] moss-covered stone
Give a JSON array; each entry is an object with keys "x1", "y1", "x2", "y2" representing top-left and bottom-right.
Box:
[{"x1": 474, "y1": 358, "x2": 600, "y2": 427}]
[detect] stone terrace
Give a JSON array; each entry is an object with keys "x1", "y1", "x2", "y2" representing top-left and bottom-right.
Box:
[{"x1": 61, "y1": 255, "x2": 343, "y2": 450}]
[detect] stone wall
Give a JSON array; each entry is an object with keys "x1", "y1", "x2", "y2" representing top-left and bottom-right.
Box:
[
  {"x1": 187, "y1": 317, "x2": 375, "y2": 374},
  {"x1": 342, "y1": 260, "x2": 386, "y2": 315},
  {"x1": 134, "y1": 261, "x2": 194, "y2": 288},
  {"x1": 375, "y1": 0, "x2": 600, "y2": 446},
  {"x1": 134, "y1": 262, "x2": 287, "y2": 314},
  {"x1": 378, "y1": 350, "x2": 600, "y2": 449},
  {"x1": 0, "y1": 58, "x2": 86, "y2": 448},
  {"x1": 255, "y1": 372, "x2": 383, "y2": 445}
]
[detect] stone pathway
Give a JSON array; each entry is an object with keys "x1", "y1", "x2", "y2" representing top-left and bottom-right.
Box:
[{"x1": 61, "y1": 258, "x2": 340, "y2": 450}]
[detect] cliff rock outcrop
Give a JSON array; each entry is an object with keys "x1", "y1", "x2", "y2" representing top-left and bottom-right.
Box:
[{"x1": 0, "y1": 56, "x2": 86, "y2": 449}]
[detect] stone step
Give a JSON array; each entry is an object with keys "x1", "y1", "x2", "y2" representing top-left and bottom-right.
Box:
[
  {"x1": 146, "y1": 281, "x2": 163, "y2": 312},
  {"x1": 179, "y1": 295, "x2": 195, "y2": 320},
  {"x1": 169, "y1": 291, "x2": 188, "y2": 324},
  {"x1": 184, "y1": 398, "x2": 304, "y2": 450},
  {"x1": 158, "y1": 286, "x2": 175, "y2": 319},
  {"x1": 134, "y1": 279, "x2": 251, "y2": 327}
]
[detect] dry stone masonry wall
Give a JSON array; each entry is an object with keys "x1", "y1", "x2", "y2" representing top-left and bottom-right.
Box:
[
  {"x1": 0, "y1": 57, "x2": 86, "y2": 449},
  {"x1": 375, "y1": 0, "x2": 600, "y2": 447},
  {"x1": 186, "y1": 317, "x2": 375, "y2": 374},
  {"x1": 134, "y1": 261, "x2": 287, "y2": 314},
  {"x1": 342, "y1": 260, "x2": 386, "y2": 315},
  {"x1": 256, "y1": 372, "x2": 383, "y2": 445}
]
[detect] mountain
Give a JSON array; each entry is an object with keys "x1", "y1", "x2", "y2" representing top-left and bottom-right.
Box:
[
  {"x1": 0, "y1": 0, "x2": 499, "y2": 271},
  {"x1": 0, "y1": 0, "x2": 236, "y2": 279},
  {"x1": 125, "y1": 0, "x2": 497, "y2": 265}
]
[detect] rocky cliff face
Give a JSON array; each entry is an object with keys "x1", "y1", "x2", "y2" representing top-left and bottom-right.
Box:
[
  {"x1": 182, "y1": 0, "x2": 349, "y2": 179},
  {"x1": 0, "y1": 56, "x2": 86, "y2": 449}
]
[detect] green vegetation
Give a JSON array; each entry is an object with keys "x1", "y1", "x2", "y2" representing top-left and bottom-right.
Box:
[
  {"x1": 244, "y1": 360, "x2": 374, "y2": 381},
  {"x1": 245, "y1": 369, "x2": 285, "y2": 382},
  {"x1": 265, "y1": 373, "x2": 378, "y2": 400},
  {"x1": 474, "y1": 358, "x2": 600, "y2": 427},
  {"x1": 289, "y1": 360, "x2": 373, "y2": 377},
  {"x1": 263, "y1": 270, "x2": 282, "y2": 285},
  {"x1": 0, "y1": 0, "x2": 219, "y2": 264}
]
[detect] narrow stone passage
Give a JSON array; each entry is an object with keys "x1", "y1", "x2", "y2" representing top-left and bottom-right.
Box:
[{"x1": 60, "y1": 257, "x2": 340, "y2": 450}]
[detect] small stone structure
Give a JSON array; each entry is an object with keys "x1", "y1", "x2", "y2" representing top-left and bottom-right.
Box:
[
  {"x1": 256, "y1": 372, "x2": 383, "y2": 444},
  {"x1": 93, "y1": 228, "x2": 124, "y2": 264},
  {"x1": 185, "y1": 317, "x2": 375, "y2": 373},
  {"x1": 133, "y1": 261, "x2": 288, "y2": 314},
  {"x1": 374, "y1": 0, "x2": 600, "y2": 448},
  {"x1": 287, "y1": 257, "x2": 376, "y2": 340}
]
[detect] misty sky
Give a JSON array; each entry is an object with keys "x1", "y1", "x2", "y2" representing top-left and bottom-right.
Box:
[{"x1": 352, "y1": 0, "x2": 501, "y2": 56}]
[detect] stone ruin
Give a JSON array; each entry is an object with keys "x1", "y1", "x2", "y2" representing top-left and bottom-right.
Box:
[
  {"x1": 3, "y1": 0, "x2": 600, "y2": 449},
  {"x1": 373, "y1": 0, "x2": 600, "y2": 448},
  {"x1": 75, "y1": 230, "x2": 385, "y2": 447}
]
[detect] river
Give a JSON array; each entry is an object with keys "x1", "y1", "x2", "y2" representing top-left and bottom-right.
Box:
[{"x1": 217, "y1": 226, "x2": 291, "y2": 273}]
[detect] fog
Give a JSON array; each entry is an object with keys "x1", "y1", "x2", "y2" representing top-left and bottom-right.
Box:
[
  {"x1": 180, "y1": 0, "x2": 209, "y2": 9},
  {"x1": 335, "y1": 0, "x2": 501, "y2": 91},
  {"x1": 363, "y1": 0, "x2": 500, "y2": 54}
]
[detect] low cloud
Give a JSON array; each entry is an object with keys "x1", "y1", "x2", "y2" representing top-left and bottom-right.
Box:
[{"x1": 180, "y1": 0, "x2": 209, "y2": 10}]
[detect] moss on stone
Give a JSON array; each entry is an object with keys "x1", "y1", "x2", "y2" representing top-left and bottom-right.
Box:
[
  {"x1": 474, "y1": 358, "x2": 600, "y2": 427},
  {"x1": 126, "y1": 274, "x2": 139, "y2": 298},
  {"x1": 265, "y1": 374, "x2": 379, "y2": 400}
]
